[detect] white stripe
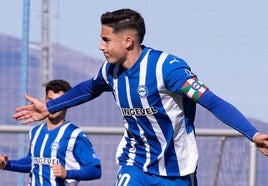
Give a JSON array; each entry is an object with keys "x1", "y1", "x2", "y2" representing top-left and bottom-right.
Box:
[
  {"x1": 113, "y1": 65, "x2": 128, "y2": 165},
  {"x1": 138, "y1": 50, "x2": 152, "y2": 172},
  {"x1": 158, "y1": 60, "x2": 198, "y2": 176},
  {"x1": 64, "y1": 128, "x2": 81, "y2": 186},
  {"x1": 30, "y1": 124, "x2": 45, "y2": 186},
  {"x1": 40, "y1": 134, "x2": 48, "y2": 185},
  {"x1": 50, "y1": 123, "x2": 71, "y2": 185},
  {"x1": 154, "y1": 52, "x2": 171, "y2": 176},
  {"x1": 113, "y1": 64, "x2": 120, "y2": 107},
  {"x1": 65, "y1": 128, "x2": 81, "y2": 169},
  {"x1": 101, "y1": 61, "x2": 109, "y2": 84},
  {"x1": 125, "y1": 76, "x2": 136, "y2": 166},
  {"x1": 116, "y1": 129, "x2": 128, "y2": 165}
]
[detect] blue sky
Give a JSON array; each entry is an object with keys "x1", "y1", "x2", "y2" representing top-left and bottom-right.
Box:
[{"x1": 1, "y1": 0, "x2": 268, "y2": 123}]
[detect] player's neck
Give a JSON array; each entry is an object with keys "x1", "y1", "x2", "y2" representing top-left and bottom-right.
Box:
[
  {"x1": 122, "y1": 45, "x2": 142, "y2": 70},
  {"x1": 46, "y1": 118, "x2": 66, "y2": 130}
]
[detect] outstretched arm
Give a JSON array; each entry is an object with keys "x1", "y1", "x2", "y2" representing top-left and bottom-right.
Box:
[
  {"x1": 13, "y1": 78, "x2": 109, "y2": 125},
  {"x1": 198, "y1": 89, "x2": 268, "y2": 156},
  {"x1": 13, "y1": 94, "x2": 49, "y2": 124}
]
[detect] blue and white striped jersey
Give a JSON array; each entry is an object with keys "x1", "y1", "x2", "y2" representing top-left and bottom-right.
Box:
[
  {"x1": 100, "y1": 47, "x2": 198, "y2": 176},
  {"x1": 46, "y1": 46, "x2": 258, "y2": 178},
  {"x1": 28, "y1": 121, "x2": 100, "y2": 185}
]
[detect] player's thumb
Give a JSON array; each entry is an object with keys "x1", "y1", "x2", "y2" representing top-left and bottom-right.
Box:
[{"x1": 24, "y1": 93, "x2": 34, "y2": 103}]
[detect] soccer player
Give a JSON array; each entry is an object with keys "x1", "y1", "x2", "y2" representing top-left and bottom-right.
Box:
[
  {"x1": 13, "y1": 9, "x2": 268, "y2": 186},
  {"x1": 1, "y1": 80, "x2": 101, "y2": 185}
]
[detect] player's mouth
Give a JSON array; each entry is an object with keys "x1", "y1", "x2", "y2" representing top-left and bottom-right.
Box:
[{"x1": 103, "y1": 53, "x2": 110, "y2": 59}]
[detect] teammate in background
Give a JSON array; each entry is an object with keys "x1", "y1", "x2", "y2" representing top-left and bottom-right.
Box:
[
  {"x1": 1, "y1": 79, "x2": 101, "y2": 186},
  {"x1": 13, "y1": 9, "x2": 268, "y2": 186}
]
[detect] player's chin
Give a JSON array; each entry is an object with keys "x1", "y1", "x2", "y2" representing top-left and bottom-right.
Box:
[
  {"x1": 48, "y1": 114, "x2": 57, "y2": 119},
  {"x1": 106, "y1": 58, "x2": 117, "y2": 64}
]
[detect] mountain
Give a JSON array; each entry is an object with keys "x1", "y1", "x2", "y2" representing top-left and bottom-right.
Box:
[{"x1": 0, "y1": 34, "x2": 122, "y2": 127}]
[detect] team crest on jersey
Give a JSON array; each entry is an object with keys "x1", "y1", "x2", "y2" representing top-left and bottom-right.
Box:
[
  {"x1": 137, "y1": 85, "x2": 148, "y2": 98},
  {"x1": 51, "y1": 142, "x2": 59, "y2": 152},
  {"x1": 181, "y1": 77, "x2": 208, "y2": 102}
]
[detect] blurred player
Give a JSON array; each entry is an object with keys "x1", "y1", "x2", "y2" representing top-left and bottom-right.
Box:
[
  {"x1": 13, "y1": 9, "x2": 268, "y2": 186},
  {"x1": 1, "y1": 79, "x2": 101, "y2": 185}
]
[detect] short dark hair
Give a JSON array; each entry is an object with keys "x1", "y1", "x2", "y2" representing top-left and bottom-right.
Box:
[
  {"x1": 45, "y1": 79, "x2": 71, "y2": 96},
  {"x1": 101, "y1": 8, "x2": 146, "y2": 44}
]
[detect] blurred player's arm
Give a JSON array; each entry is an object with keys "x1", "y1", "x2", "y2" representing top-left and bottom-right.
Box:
[
  {"x1": 1, "y1": 155, "x2": 31, "y2": 173},
  {"x1": 51, "y1": 163, "x2": 101, "y2": 180}
]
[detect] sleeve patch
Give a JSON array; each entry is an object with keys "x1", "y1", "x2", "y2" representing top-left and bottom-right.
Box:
[{"x1": 181, "y1": 77, "x2": 208, "y2": 102}]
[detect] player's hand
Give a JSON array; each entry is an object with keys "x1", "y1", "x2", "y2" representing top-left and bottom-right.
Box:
[
  {"x1": 0, "y1": 155, "x2": 8, "y2": 169},
  {"x1": 12, "y1": 94, "x2": 50, "y2": 124},
  {"x1": 253, "y1": 132, "x2": 268, "y2": 156},
  {"x1": 51, "y1": 164, "x2": 67, "y2": 179}
]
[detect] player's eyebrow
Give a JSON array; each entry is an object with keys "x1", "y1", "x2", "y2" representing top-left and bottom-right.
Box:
[{"x1": 101, "y1": 36, "x2": 110, "y2": 42}]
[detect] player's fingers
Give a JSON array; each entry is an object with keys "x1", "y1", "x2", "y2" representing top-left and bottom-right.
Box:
[
  {"x1": 12, "y1": 111, "x2": 31, "y2": 120},
  {"x1": 258, "y1": 147, "x2": 268, "y2": 156},
  {"x1": 13, "y1": 113, "x2": 34, "y2": 124},
  {"x1": 14, "y1": 104, "x2": 33, "y2": 112},
  {"x1": 21, "y1": 118, "x2": 35, "y2": 125}
]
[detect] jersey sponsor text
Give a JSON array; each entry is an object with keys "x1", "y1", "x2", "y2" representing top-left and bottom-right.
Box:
[
  {"x1": 32, "y1": 157, "x2": 59, "y2": 165},
  {"x1": 121, "y1": 107, "x2": 158, "y2": 116}
]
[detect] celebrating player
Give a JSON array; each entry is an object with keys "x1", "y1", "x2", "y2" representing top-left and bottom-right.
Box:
[
  {"x1": 13, "y1": 9, "x2": 268, "y2": 186},
  {"x1": 2, "y1": 80, "x2": 101, "y2": 185}
]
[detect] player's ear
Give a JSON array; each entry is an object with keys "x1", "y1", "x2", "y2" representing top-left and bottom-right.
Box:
[{"x1": 124, "y1": 36, "x2": 134, "y2": 49}]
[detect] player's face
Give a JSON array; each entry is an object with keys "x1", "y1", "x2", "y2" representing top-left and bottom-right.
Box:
[
  {"x1": 99, "y1": 25, "x2": 128, "y2": 65},
  {"x1": 45, "y1": 90, "x2": 67, "y2": 120}
]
